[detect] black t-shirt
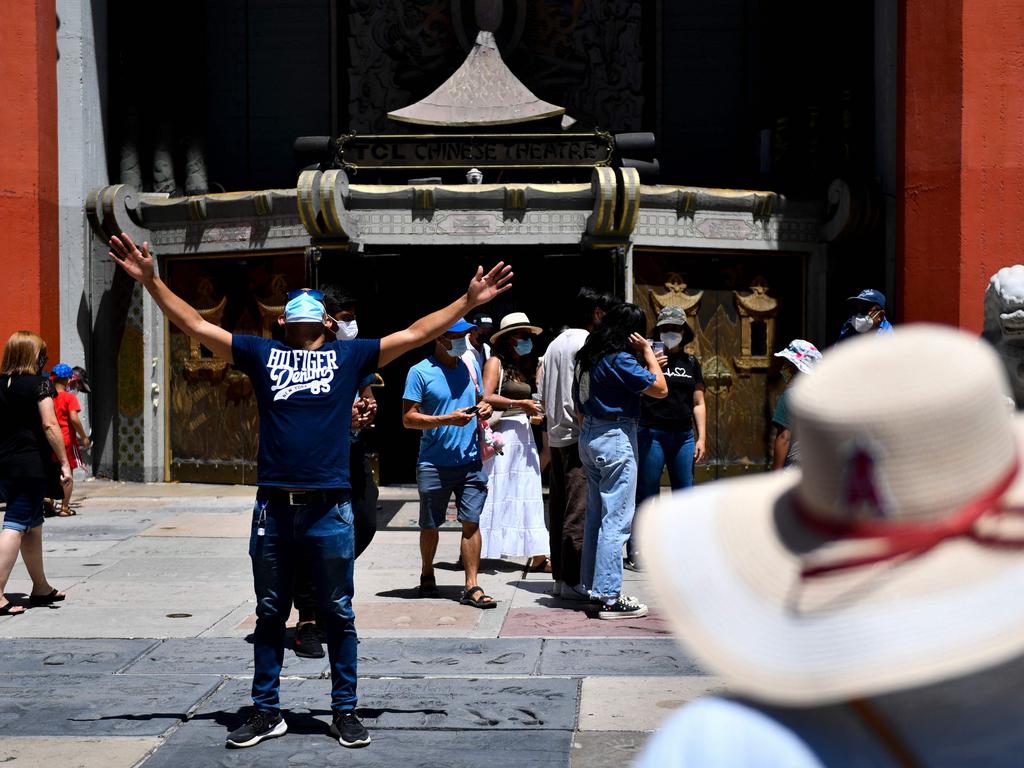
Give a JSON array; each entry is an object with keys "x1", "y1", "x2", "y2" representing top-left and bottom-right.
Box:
[
  {"x1": 639, "y1": 352, "x2": 704, "y2": 431},
  {"x1": 0, "y1": 374, "x2": 54, "y2": 479}
]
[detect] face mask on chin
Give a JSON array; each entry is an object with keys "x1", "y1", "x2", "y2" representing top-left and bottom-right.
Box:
[
  {"x1": 335, "y1": 319, "x2": 358, "y2": 340},
  {"x1": 445, "y1": 336, "x2": 469, "y2": 358},
  {"x1": 660, "y1": 331, "x2": 683, "y2": 350},
  {"x1": 851, "y1": 314, "x2": 875, "y2": 334}
]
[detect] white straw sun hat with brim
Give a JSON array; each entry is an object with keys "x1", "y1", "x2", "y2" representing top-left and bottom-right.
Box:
[
  {"x1": 489, "y1": 312, "x2": 543, "y2": 343},
  {"x1": 640, "y1": 324, "x2": 1024, "y2": 706}
]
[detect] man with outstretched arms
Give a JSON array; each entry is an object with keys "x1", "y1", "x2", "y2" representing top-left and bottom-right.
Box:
[{"x1": 108, "y1": 233, "x2": 511, "y2": 751}]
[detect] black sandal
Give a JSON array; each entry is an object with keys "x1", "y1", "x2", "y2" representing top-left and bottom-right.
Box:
[
  {"x1": 28, "y1": 589, "x2": 66, "y2": 607},
  {"x1": 460, "y1": 586, "x2": 497, "y2": 609},
  {"x1": 417, "y1": 574, "x2": 441, "y2": 599},
  {"x1": 0, "y1": 601, "x2": 25, "y2": 616}
]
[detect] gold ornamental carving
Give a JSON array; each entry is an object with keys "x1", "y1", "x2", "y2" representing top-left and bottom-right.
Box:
[
  {"x1": 256, "y1": 274, "x2": 290, "y2": 339},
  {"x1": 183, "y1": 279, "x2": 228, "y2": 383},
  {"x1": 733, "y1": 276, "x2": 778, "y2": 374},
  {"x1": 649, "y1": 273, "x2": 702, "y2": 355}
]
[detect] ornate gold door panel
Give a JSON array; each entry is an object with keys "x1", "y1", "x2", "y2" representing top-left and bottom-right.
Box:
[
  {"x1": 165, "y1": 253, "x2": 305, "y2": 484},
  {"x1": 634, "y1": 251, "x2": 805, "y2": 481}
]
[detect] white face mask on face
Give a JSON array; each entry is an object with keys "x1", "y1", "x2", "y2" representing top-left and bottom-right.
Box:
[
  {"x1": 445, "y1": 335, "x2": 470, "y2": 358},
  {"x1": 336, "y1": 319, "x2": 359, "y2": 340},
  {"x1": 660, "y1": 331, "x2": 683, "y2": 350},
  {"x1": 851, "y1": 314, "x2": 875, "y2": 334}
]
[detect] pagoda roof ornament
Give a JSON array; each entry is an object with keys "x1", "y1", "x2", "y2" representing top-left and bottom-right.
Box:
[{"x1": 387, "y1": 30, "x2": 565, "y2": 127}]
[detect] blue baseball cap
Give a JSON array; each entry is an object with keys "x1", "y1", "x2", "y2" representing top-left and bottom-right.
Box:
[
  {"x1": 51, "y1": 363, "x2": 74, "y2": 379},
  {"x1": 283, "y1": 292, "x2": 327, "y2": 323},
  {"x1": 446, "y1": 318, "x2": 476, "y2": 334},
  {"x1": 847, "y1": 289, "x2": 886, "y2": 309}
]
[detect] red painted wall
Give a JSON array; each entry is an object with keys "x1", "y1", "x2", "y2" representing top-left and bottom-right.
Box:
[
  {"x1": 901, "y1": 0, "x2": 1024, "y2": 332},
  {"x1": 0, "y1": 1, "x2": 59, "y2": 358}
]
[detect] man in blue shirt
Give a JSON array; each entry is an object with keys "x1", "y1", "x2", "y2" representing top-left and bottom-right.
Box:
[
  {"x1": 837, "y1": 288, "x2": 894, "y2": 342},
  {"x1": 108, "y1": 232, "x2": 511, "y2": 751},
  {"x1": 402, "y1": 319, "x2": 497, "y2": 609}
]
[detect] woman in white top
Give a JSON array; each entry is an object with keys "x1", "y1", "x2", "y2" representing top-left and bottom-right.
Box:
[{"x1": 479, "y1": 313, "x2": 549, "y2": 567}]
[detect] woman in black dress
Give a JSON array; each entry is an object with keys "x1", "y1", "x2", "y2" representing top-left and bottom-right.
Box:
[{"x1": 0, "y1": 332, "x2": 71, "y2": 615}]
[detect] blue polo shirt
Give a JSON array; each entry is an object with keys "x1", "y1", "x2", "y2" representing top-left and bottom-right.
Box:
[
  {"x1": 575, "y1": 352, "x2": 656, "y2": 420},
  {"x1": 231, "y1": 335, "x2": 380, "y2": 489},
  {"x1": 403, "y1": 356, "x2": 481, "y2": 467}
]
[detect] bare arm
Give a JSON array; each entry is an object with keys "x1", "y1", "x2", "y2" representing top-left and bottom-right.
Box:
[
  {"x1": 773, "y1": 427, "x2": 791, "y2": 471},
  {"x1": 692, "y1": 387, "x2": 706, "y2": 462},
  {"x1": 69, "y1": 410, "x2": 91, "y2": 448},
  {"x1": 39, "y1": 398, "x2": 71, "y2": 485},
  {"x1": 481, "y1": 357, "x2": 539, "y2": 415},
  {"x1": 402, "y1": 399, "x2": 474, "y2": 430},
  {"x1": 378, "y1": 263, "x2": 512, "y2": 367},
  {"x1": 109, "y1": 233, "x2": 234, "y2": 362},
  {"x1": 631, "y1": 334, "x2": 668, "y2": 399}
]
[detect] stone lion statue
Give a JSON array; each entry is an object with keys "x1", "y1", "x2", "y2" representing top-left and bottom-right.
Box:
[{"x1": 983, "y1": 265, "x2": 1024, "y2": 408}]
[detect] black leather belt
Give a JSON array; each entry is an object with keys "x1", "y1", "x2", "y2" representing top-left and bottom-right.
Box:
[{"x1": 264, "y1": 488, "x2": 343, "y2": 506}]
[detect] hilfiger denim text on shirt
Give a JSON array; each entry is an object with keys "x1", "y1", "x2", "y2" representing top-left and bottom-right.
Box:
[{"x1": 267, "y1": 348, "x2": 339, "y2": 400}]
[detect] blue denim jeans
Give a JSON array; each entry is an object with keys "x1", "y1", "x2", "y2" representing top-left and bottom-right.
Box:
[
  {"x1": 249, "y1": 489, "x2": 357, "y2": 714},
  {"x1": 628, "y1": 427, "x2": 695, "y2": 560},
  {"x1": 578, "y1": 416, "x2": 639, "y2": 601}
]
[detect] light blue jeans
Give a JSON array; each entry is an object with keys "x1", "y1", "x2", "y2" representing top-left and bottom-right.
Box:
[{"x1": 578, "y1": 416, "x2": 639, "y2": 601}]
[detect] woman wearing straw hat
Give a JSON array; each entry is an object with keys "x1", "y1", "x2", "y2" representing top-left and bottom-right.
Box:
[
  {"x1": 637, "y1": 325, "x2": 1024, "y2": 766},
  {"x1": 479, "y1": 312, "x2": 550, "y2": 567},
  {"x1": 574, "y1": 303, "x2": 667, "y2": 618}
]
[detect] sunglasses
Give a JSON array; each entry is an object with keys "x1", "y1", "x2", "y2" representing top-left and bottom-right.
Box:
[{"x1": 287, "y1": 289, "x2": 324, "y2": 301}]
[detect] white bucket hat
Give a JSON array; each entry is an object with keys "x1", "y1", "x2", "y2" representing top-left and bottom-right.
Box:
[
  {"x1": 640, "y1": 325, "x2": 1024, "y2": 706},
  {"x1": 774, "y1": 338, "x2": 822, "y2": 374}
]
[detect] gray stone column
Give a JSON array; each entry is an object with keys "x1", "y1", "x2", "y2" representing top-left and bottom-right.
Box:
[{"x1": 57, "y1": 0, "x2": 108, "y2": 445}]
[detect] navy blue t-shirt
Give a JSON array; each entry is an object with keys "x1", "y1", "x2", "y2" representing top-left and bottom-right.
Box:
[
  {"x1": 231, "y1": 335, "x2": 380, "y2": 489},
  {"x1": 574, "y1": 352, "x2": 656, "y2": 420}
]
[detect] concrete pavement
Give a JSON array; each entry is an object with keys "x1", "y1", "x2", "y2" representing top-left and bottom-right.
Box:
[{"x1": 0, "y1": 480, "x2": 717, "y2": 767}]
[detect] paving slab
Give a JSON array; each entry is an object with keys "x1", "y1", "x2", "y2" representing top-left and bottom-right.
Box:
[
  {"x1": 0, "y1": 736, "x2": 161, "y2": 768},
  {"x1": 500, "y1": 607, "x2": 672, "y2": 638},
  {"x1": 142, "y1": 724, "x2": 572, "y2": 767},
  {"x1": 357, "y1": 638, "x2": 542, "y2": 676},
  {"x1": 577, "y1": 676, "x2": 727, "y2": 731},
  {"x1": 98, "y1": 536, "x2": 248, "y2": 558},
  {"x1": 42, "y1": 519, "x2": 157, "y2": 541},
  {"x1": 121, "y1": 637, "x2": 328, "y2": 677},
  {"x1": 139, "y1": 512, "x2": 252, "y2": 538},
  {"x1": 1, "y1": 579, "x2": 252, "y2": 638},
  {"x1": 8, "y1": 556, "x2": 120, "y2": 580},
  {"x1": 198, "y1": 676, "x2": 580, "y2": 730},
  {"x1": 88, "y1": 556, "x2": 250, "y2": 583},
  {"x1": 232, "y1": 602, "x2": 485, "y2": 634},
  {"x1": 358, "y1": 568, "x2": 519, "y2": 603},
  {"x1": 540, "y1": 638, "x2": 704, "y2": 676},
  {"x1": 41, "y1": 539, "x2": 121, "y2": 557},
  {"x1": 0, "y1": 673, "x2": 222, "y2": 736},
  {"x1": 0, "y1": 639, "x2": 157, "y2": 674},
  {"x1": 570, "y1": 731, "x2": 651, "y2": 768}
]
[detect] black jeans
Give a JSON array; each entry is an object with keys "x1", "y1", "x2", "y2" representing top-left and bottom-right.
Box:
[
  {"x1": 294, "y1": 437, "x2": 378, "y2": 623},
  {"x1": 547, "y1": 444, "x2": 587, "y2": 587}
]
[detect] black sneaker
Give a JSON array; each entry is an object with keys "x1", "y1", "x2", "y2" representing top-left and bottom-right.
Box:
[
  {"x1": 623, "y1": 558, "x2": 643, "y2": 572},
  {"x1": 225, "y1": 709, "x2": 287, "y2": 748},
  {"x1": 331, "y1": 710, "x2": 371, "y2": 748},
  {"x1": 597, "y1": 595, "x2": 649, "y2": 620},
  {"x1": 293, "y1": 622, "x2": 325, "y2": 659}
]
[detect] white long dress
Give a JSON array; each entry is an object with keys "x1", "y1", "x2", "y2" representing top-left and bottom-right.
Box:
[{"x1": 479, "y1": 413, "x2": 550, "y2": 559}]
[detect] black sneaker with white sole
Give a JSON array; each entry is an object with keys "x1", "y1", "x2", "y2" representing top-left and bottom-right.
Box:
[
  {"x1": 225, "y1": 709, "x2": 287, "y2": 748},
  {"x1": 331, "y1": 710, "x2": 371, "y2": 748},
  {"x1": 597, "y1": 595, "x2": 649, "y2": 620}
]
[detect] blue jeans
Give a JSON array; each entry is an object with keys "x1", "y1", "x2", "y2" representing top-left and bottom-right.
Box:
[
  {"x1": 249, "y1": 490, "x2": 357, "y2": 713},
  {"x1": 578, "y1": 417, "x2": 638, "y2": 601},
  {"x1": 628, "y1": 427, "x2": 695, "y2": 560}
]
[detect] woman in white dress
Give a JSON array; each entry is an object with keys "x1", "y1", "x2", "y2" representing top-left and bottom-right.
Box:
[{"x1": 479, "y1": 313, "x2": 550, "y2": 567}]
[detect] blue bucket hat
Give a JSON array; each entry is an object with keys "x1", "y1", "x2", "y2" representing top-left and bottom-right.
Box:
[
  {"x1": 51, "y1": 363, "x2": 74, "y2": 380},
  {"x1": 283, "y1": 293, "x2": 327, "y2": 324},
  {"x1": 446, "y1": 317, "x2": 476, "y2": 334}
]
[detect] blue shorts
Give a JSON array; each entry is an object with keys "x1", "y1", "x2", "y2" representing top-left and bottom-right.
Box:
[
  {"x1": 1, "y1": 478, "x2": 46, "y2": 533},
  {"x1": 416, "y1": 462, "x2": 488, "y2": 529}
]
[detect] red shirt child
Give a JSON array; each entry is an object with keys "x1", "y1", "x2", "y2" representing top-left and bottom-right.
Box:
[{"x1": 50, "y1": 364, "x2": 90, "y2": 469}]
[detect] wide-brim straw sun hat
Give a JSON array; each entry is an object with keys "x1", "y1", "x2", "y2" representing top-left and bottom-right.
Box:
[
  {"x1": 490, "y1": 311, "x2": 542, "y2": 342},
  {"x1": 640, "y1": 324, "x2": 1024, "y2": 706}
]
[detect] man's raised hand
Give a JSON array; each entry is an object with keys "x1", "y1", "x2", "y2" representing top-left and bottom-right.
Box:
[
  {"x1": 109, "y1": 233, "x2": 156, "y2": 285},
  {"x1": 467, "y1": 262, "x2": 513, "y2": 308}
]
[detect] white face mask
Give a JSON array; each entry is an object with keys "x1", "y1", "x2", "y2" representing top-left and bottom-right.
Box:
[
  {"x1": 851, "y1": 314, "x2": 875, "y2": 334},
  {"x1": 660, "y1": 331, "x2": 683, "y2": 349},
  {"x1": 445, "y1": 335, "x2": 470, "y2": 358},
  {"x1": 336, "y1": 319, "x2": 359, "y2": 340}
]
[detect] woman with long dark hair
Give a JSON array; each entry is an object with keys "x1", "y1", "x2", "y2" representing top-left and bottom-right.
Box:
[
  {"x1": 479, "y1": 313, "x2": 550, "y2": 566},
  {"x1": 0, "y1": 331, "x2": 71, "y2": 616},
  {"x1": 573, "y1": 303, "x2": 667, "y2": 619}
]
